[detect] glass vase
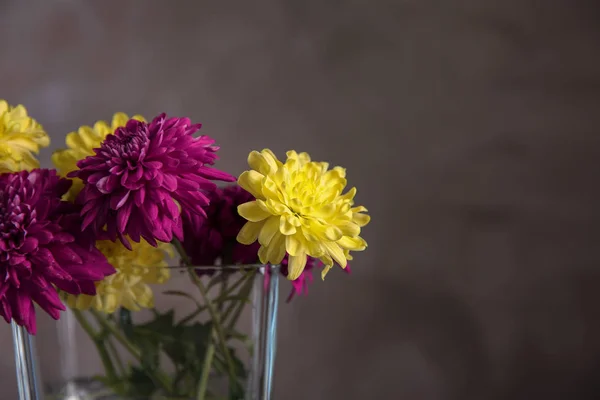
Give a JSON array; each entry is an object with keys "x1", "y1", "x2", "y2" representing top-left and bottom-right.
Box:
[{"x1": 28, "y1": 264, "x2": 279, "y2": 400}]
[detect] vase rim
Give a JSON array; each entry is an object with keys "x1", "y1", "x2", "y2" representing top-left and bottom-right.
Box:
[{"x1": 166, "y1": 263, "x2": 278, "y2": 271}]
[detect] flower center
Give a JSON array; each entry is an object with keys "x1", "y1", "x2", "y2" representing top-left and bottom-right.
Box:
[
  {"x1": 107, "y1": 125, "x2": 150, "y2": 165},
  {"x1": 0, "y1": 190, "x2": 30, "y2": 255}
]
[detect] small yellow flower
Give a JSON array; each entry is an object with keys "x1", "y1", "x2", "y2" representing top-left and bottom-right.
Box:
[
  {"x1": 52, "y1": 112, "x2": 145, "y2": 199},
  {"x1": 0, "y1": 100, "x2": 49, "y2": 173},
  {"x1": 67, "y1": 239, "x2": 172, "y2": 313},
  {"x1": 236, "y1": 149, "x2": 370, "y2": 280}
]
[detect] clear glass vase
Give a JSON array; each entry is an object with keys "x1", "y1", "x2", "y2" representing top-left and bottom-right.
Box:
[{"x1": 28, "y1": 264, "x2": 279, "y2": 400}]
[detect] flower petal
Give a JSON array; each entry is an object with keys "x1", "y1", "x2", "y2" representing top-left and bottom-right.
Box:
[
  {"x1": 287, "y1": 252, "x2": 307, "y2": 280},
  {"x1": 264, "y1": 233, "x2": 286, "y2": 265},
  {"x1": 237, "y1": 221, "x2": 264, "y2": 245},
  {"x1": 238, "y1": 201, "x2": 271, "y2": 222},
  {"x1": 338, "y1": 235, "x2": 367, "y2": 251},
  {"x1": 238, "y1": 170, "x2": 264, "y2": 199},
  {"x1": 258, "y1": 216, "x2": 280, "y2": 246},
  {"x1": 248, "y1": 151, "x2": 274, "y2": 175},
  {"x1": 321, "y1": 263, "x2": 333, "y2": 280},
  {"x1": 322, "y1": 241, "x2": 347, "y2": 268},
  {"x1": 285, "y1": 234, "x2": 307, "y2": 256},
  {"x1": 279, "y1": 215, "x2": 297, "y2": 235},
  {"x1": 352, "y1": 212, "x2": 370, "y2": 227}
]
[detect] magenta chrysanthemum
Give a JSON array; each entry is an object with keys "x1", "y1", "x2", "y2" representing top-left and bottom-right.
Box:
[
  {"x1": 0, "y1": 169, "x2": 114, "y2": 334},
  {"x1": 182, "y1": 185, "x2": 259, "y2": 267},
  {"x1": 70, "y1": 114, "x2": 235, "y2": 249}
]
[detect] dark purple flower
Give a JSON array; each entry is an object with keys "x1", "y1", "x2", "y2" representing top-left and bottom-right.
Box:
[
  {"x1": 0, "y1": 169, "x2": 114, "y2": 334},
  {"x1": 182, "y1": 185, "x2": 259, "y2": 268},
  {"x1": 70, "y1": 114, "x2": 235, "y2": 249}
]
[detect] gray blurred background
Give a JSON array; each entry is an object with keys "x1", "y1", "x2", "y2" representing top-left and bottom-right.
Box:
[{"x1": 2, "y1": 0, "x2": 600, "y2": 399}]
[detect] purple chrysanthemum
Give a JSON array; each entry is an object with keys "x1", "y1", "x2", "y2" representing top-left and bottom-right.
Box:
[
  {"x1": 182, "y1": 185, "x2": 259, "y2": 268},
  {"x1": 0, "y1": 169, "x2": 114, "y2": 334},
  {"x1": 70, "y1": 114, "x2": 235, "y2": 249}
]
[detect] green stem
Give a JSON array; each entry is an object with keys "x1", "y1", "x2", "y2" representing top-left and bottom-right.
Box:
[
  {"x1": 173, "y1": 239, "x2": 191, "y2": 265},
  {"x1": 72, "y1": 308, "x2": 98, "y2": 339},
  {"x1": 224, "y1": 274, "x2": 254, "y2": 329},
  {"x1": 88, "y1": 309, "x2": 173, "y2": 394},
  {"x1": 96, "y1": 345, "x2": 117, "y2": 382},
  {"x1": 192, "y1": 266, "x2": 229, "y2": 399},
  {"x1": 178, "y1": 306, "x2": 207, "y2": 326},
  {"x1": 106, "y1": 338, "x2": 126, "y2": 376},
  {"x1": 196, "y1": 343, "x2": 216, "y2": 400},
  {"x1": 214, "y1": 270, "x2": 254, "y2": 302},
  {"x1": 72, "y1": 309, "x2": 117, "y2": 382},
  {"x1": 189, "y1": 272, "x2": 240, "y2": 393},
  {"x1": 172, "y1": 239, "x2": 242, "y2": 395},
  {"x1": 218, "y1": 274, "x2": 229, "y2": 314},
  {"x1": 89, "y1": 309, "x2": 141, "y2": 358}
]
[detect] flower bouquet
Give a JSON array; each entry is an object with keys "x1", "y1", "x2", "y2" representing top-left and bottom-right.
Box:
[{"x1": 0, "y1": 101, "x2": 370, "y2": 400}]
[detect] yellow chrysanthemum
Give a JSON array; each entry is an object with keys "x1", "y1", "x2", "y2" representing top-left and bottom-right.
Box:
[
  {"x1": 67, "y1": 239, "x2": 172, "y2": 313},
  {"x1": 52, "y1": 112, "x2": 145, "y2": 199},
  {"x1": 0, "y1": 100, "x2": 49, "y2": 173},
  {"x1": 236, "y1": 149, "x2": 370, "y2": 280}
]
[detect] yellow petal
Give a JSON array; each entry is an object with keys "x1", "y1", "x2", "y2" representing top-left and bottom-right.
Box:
[
  {"x1": 312, "y1": 203, "x2": 336, "y2": 219},
  {"x1": 298, "y1": 152, "x2": 311, "y2": 165},
  {"x1": 77, "y1": 126, "x2": 99, "y2": 149},
  {"x1": 238, "y1": 201, "x2": 271, "y2": 222},
  {"x1": 324, "y1": 225, "x2": 343, "y2": 241},
  {"x1": 237, "y1": 221, "x2": 264, "y2": 245},
  {"x1": 322, "y1": 241, "x2": 347, "y2": 268},
  {"x1": 258, "y1": 216, "x2": 279, "y2": 246},
  {"x1": 65, "y1": 131, "x2": 86, "y2": 150},
  {"x1": 273, "y1": 164, "x2": 289, "y2": 186},
  {"x1": 279, "y1": 215, "x2": 297, "y2": 235},
  {"x1": 340, "y1": 187, "x2": 357, "y2": 202},
  {"x1": 103, "y1": 293, "x2": 120, "y2": 313},
  {"x1": 352, "y1": 212, "x2": 370, "y2": 227},
  {"x1": 266, "y1": 198, "x2": 288, "y2": 215},
  {"x1": 261, "y1": 149, "x2": 282, "y2": 170},
  {"x1": 337, "y1": 221, "x2": 361, "y2": 237},
  {"x1": 321, "y1": 263, "x2": 333, "y2": 280},
  {"x1": 306, "y1": 219, "x2": 342, "y2": 241},
  {"x1": 338, "y1": 235, "x2": 367, "y2": 251},
  {"x1": 285, "y1": 234, "x2": 307, "y2": 257},
  {"x1": 287, "y1": 252, "x2": 307, "y2": 280},
  {"x1": 265, "y1": 233, "x2": 286, "y2": 264},
  {"x1": 258, "y1": 245, "x2": 269, "y2": 264},
  {"x1": 111, "y1": 112, "x2": 146, "y2": 131},
  {"x1": 238, "y1": 170, "x2": 265, "y2": 199},
  {"x1": 248, "y1": 150, "x2": 278, "y2": 175},
  {"x1": 7, "y1": 138, "x2": 40, "y2": 152}
]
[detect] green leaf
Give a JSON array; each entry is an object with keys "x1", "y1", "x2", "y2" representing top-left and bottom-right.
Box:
[
  {"x1": 162, "y1": 331, "x2": 193, "y2": 366},
  {"x1": 138, "y1": 336, "x2": 160, "y2": 371},
  {"x1": 207, "y1": 273, "x2": 228, "y2": 291},
  {"x1": 182, "y1": 322, "x2": 213, "y2": 362},
  {"x1": 163, "y1": 290, "x2": 201, "y2": 305},
  {"x1": 125, "y1": 366, "x2": 158, "y2": 397},
  {"x1": 177, "y1": 307, "x2": 206, "y2": 326},
  {"x1": 228, "y1": 348, "x2": 248, "y2": 380},
  {"x1": 138, "y1": 310, "x2": 176, "y2": 336}
]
